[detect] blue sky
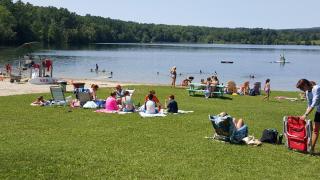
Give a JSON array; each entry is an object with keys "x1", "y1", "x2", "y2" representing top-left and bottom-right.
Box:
[{"x1": 20, "y1": 0, "x2": 320, "y2": 29}]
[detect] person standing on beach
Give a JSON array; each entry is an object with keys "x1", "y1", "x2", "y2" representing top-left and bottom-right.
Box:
[
  {"x1": 263, "y1": 79, "x2": 271, "y2": 101},
  {"x1": 170, "y1": 66, "x2": 177, "y2": 88},
  {"x1": 296, "y1": 79, "x2": 320, "y2": 153}
]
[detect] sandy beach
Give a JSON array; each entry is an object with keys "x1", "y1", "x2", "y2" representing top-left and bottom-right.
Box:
[{"x1": 0, "y1": 77, "x2": 153, "y2": 96}]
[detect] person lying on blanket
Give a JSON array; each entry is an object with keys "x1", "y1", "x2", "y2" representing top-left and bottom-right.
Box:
[
  {"x1": 165, "y1": 95, "x2": 178, "y2": 113},
  {"x1": 145, "y1": 90, "x2": 162, "y2": 111},
  {"x1": 31, "y1": 96, "x2": 49, "y2": 106},
  {"x1": 105, "y1": 92, "x2": 119, "y2": 111},
  {"x1": 121, "y1": 91, "x2": 135, "y2": 112},
  {"x1": 145, "y1": 94, "x2": 158, "y2": 114}
]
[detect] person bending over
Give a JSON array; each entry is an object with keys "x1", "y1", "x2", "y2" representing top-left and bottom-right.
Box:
[{"x1": 296, "y1": 79, "x2": 320, "y2": 153}]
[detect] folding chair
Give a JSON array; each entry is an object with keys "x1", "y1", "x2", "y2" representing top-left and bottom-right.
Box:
[
  {"x1": 209, "y1": 115, "x2": 248, "y2": 143},
  {"x1": 283, "y1": 116, "x2": 312, "y2": 153},
  {"x1": 77, "y1": 92, "x2": 92, "y2": 106},
  {"x1": 50, "y1": 86, "x2": 66, "y2": 106}
]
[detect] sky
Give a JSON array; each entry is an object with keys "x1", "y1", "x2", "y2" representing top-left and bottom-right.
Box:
[{"x1": 19, "y1": 0, "x2": 320, "y2": 29}]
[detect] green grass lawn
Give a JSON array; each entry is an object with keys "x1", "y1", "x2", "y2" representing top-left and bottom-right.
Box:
[{"x1": 0, "y1": 86, "x2": 319, "y2": 179}]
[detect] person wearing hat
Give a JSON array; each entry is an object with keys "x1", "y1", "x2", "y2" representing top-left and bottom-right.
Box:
[{"x1": 170, "y1": 66, "x2": 177, "y2": 88}]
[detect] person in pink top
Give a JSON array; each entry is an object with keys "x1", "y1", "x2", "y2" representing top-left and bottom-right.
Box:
[{"x1": 105, "y1": 92, "x2": 119, "y2": 111}]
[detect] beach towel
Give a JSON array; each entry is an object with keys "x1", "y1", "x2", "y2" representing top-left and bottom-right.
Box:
[
  {"x1": 139, "y1": 112, "x2": 167, "y2": 118},
  {"x1": 275, "y1": 96, "x2": 298, "y2": 101},
  {"x1": 94, "y1": 109, "x2": 133, "y2": 114},
  {"x1": 83, "y1": 101, "x2": 98, "y2": 109},
  {"x1": 163, "y1": 110, "x2": 194, "y2": 114}
]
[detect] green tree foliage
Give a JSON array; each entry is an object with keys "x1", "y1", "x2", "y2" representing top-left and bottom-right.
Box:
[
  {"x1": 0, "y1": 0, "x2": 320, "y2": 45},
  {"x1": 0, "y1": 4, "x2": 16, "y2": 44}
]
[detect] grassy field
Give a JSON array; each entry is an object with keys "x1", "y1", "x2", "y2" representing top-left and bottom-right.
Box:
[{"x1": 0, "y1": 86, "x2": 319, "y2": 179}]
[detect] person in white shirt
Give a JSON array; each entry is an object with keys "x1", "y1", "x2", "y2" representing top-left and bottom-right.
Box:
[
  {"x1": 145, "y1": 94, "x2": 158, "y2": 114},
  {"x1": 296, "y1": 79, "x2": 320, "y2": 153}
]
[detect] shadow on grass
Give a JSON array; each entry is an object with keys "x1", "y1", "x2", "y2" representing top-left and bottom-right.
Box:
[{"x1": 188, "y1": 95, "x2": 233, "y2": 100}]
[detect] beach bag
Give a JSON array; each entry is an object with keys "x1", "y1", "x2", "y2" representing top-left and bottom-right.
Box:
[
  {"x1": 83, "y1": 101, "x2": 98, "y2": 109},
  {"x1": 260, "y1": 129, "x2": 278, "y2": 144},
  {"x1": 249, "y1": 89, "x2": 256, "y2": 96}
]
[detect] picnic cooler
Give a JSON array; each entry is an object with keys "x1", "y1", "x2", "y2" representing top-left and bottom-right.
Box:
[{"x1": 283, "y1": 116, "x2": 312, "y2": 153}]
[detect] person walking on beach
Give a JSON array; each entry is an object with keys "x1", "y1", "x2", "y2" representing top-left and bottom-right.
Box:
[
  {"x1": 170, "y1": 66, "x2": 177, "y2": 88},
  {"x1": 296, "y1": 79, "x2": 320, "y2": 153},
  {"x1": 263, "y1": 79, "x2": 271, "y2": 101}
]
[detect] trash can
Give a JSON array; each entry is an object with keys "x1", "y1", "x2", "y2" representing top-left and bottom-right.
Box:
[{"x1": 57, "y1": 80, "x2": 67, "y2": 92}]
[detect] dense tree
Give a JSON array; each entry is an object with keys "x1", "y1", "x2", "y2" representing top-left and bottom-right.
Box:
[{"x1": 0, "y1": 0, "x2": 319, "y2": 46}]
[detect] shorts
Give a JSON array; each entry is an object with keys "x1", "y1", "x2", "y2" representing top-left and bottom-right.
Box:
[{"x1": 315, "y1": 111, "x2": 320, "y2": 123}]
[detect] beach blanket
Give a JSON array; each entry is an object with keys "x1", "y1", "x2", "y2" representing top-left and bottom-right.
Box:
[
  {"x1": 139, "y1": 112, "x2": 167, "y2": 118},
  {"x1": 275, "y1": 96, "x2": 298, "y2": 101},
  {"x1": 163, "y1": 110, "x2": 194, "y2": 114},
  {"x1": 94, "y1": 109, "x2": 133, "y2": 114}
]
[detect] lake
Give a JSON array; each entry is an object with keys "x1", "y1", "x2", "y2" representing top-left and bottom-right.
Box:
[{"x1": 1, "y1": 43, "x2": 320, "y2": 91}]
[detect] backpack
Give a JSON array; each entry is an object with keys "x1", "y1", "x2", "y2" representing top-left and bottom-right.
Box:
[
  {"x1": 260, "y1": 129, "x2": 278, "y2": 144},
  {"x1": 249, "y1": 89, "x2": 256, "y2": 96}
]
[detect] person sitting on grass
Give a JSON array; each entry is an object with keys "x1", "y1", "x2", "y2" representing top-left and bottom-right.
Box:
[
  {"x1": 239, "y1": 81, "x2": 250, "y2": 95},
  {"x1": 145, "y1": 90, "x2": 162, "y2": 111},
  {"x1": 165, "y1": 95, "x2": 178, "y2": 113},
  {"x1": 105, "y1": 92, "x2": 119, "y2": 111},
  {"x1": 145, "y1": 94, "x2": 158, "y2": 114},
  {"x1": 115, "y1": 84, "x2": 125, "y2": 104},
  {"x1": 121, "y1": 91, "x2": 135, "y2": 112},
  {"x1": 89, "y1": 84, "x2": 99, "y2": 100},
  {"x1": 31, "y1": 96, "x2": 48, "y2": 106}
]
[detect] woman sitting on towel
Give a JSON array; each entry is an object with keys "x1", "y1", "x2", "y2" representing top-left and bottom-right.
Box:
[
  {"x1": 121, "y1": 91, "x2": 134, "y2": 112},
  {"x1": 239, "y1": 81, "x2": 250, "y2": 95},
  {"x1": 145, "y1": 90, "x2": 162, "y2": 111},
  {"x1": 145, "y1": 94, "x2": 158, "y2": 114},
  {"x1": 105, "y1": 92, "x2": 119, "y2": 111}
]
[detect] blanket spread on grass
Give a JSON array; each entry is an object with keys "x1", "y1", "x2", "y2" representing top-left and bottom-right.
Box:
[{"x1": 94, "y1": 109, "x2": 133, "y2": 114}]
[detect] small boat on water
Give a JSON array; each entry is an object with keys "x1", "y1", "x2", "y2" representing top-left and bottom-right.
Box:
[{"x1": 221, "y1": 61, "x2": 234, "y2": 64}]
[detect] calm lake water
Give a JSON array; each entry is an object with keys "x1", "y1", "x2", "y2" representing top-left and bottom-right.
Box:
[{"x1": 1, "y1": 43, "x2": 320, "y2": 91}]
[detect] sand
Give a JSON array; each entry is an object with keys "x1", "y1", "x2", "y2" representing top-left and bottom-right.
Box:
[{"x1": 0, "y1": 77, "x2": 151, "y2": 96}]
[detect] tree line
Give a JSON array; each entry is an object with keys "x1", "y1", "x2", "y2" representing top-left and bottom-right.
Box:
[{"x1": 0, "y1": 0, "x2": 320, "y2": 46}]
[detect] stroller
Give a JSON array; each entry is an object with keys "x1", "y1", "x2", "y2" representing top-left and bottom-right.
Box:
[{"x1": 283, "y1": 116, "x2": 313, "y2": 153}]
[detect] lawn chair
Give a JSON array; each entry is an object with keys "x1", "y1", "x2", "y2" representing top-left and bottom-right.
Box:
[
  {"x1": 77, "y1": 92, "x2": 92, "y2": 106},
  {"x1": 283, "y1": 116, "x2": 313, "y2": 153},
  {"x1": 50, "y1": 86, "x2": 67, "y2": 106},
  {"x1": 209, "y1": 115, "x2": 248, "y2": 143}
]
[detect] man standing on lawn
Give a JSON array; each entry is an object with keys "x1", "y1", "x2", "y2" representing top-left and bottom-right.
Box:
[{"x1": 296, "y1": 79, "x2": 320, "y2": 153}]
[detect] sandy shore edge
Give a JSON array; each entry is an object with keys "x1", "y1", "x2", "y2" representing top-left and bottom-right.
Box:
[{"x1": 0, "y1": 77, "x2": 165, "y2": 96}]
